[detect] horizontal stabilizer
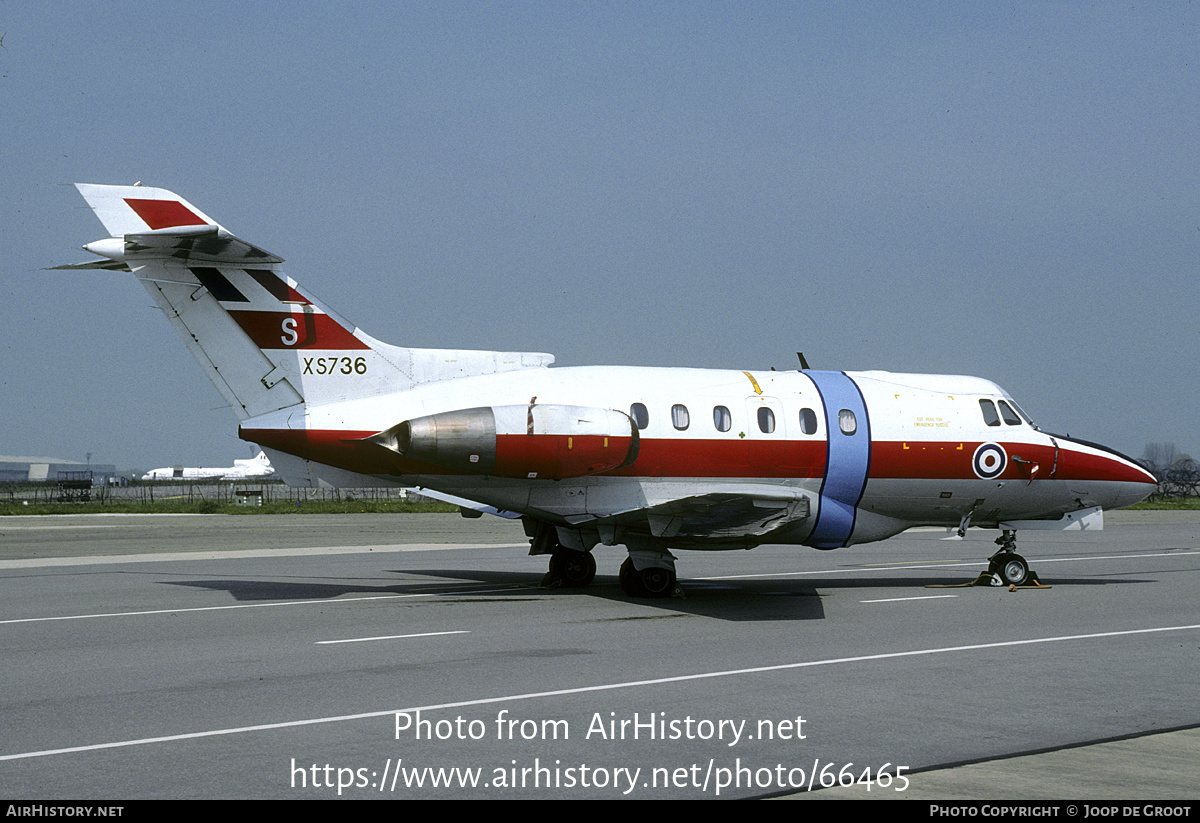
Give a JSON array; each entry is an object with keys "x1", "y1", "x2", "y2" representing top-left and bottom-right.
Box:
[
  {"x1": 122, "y1": 229, "x2": 283, "y2": 264},
  {"x1": 75, "y1": 183, "x2": 219, "y2": 237},
  {"x1": 72, "y1": 184, "x2": 282, "y2": 265},
  {"x1": 49, "y1": 259, "x2": 132, "y2": 272}
]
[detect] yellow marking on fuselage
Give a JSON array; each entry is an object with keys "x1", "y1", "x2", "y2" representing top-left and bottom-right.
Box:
[{"x1": 743, "y1": 371, "x2": 763, "y2": 395}]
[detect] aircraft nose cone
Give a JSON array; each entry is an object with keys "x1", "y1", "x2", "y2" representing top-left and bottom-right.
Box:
[
  {"x1": 1130, "y1": 469, "x2": 1158, "y2": 503},
  {"x1": 1107, "y1": 455, "x2": 1158, "y2": 509},
  {"x1": 1054, "y1": 435, "x2": 1158, "y2": 510}
]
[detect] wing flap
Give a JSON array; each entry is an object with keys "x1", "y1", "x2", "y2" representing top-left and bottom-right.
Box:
[{"x1": 580, "y1": 489, "x2": 811, "y2": 540}]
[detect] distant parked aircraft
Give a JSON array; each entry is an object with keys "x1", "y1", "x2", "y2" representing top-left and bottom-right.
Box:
[{"x1": 141, "y1": 451, "x2": 274, "y2": 481}]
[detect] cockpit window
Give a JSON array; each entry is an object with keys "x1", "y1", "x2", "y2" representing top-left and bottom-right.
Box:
[
  {"x1": 997, "y1": 400, "x2": 1022, "y2": 426},
  {"x1": 979, "y1": 399, "x2": 1001, "y2": 427},
  {"x1": 1006, "y1": 398, "x2": 1035, "y2": 426}
]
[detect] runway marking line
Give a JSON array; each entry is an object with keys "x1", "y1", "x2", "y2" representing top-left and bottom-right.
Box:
[
  {"x1": 316, "y1": 630, "x2": 470, "y2": 645},
  {"x1": 0, "y1": 543, "x2": 530, "y2": 569},
  {"x1": 0, "y1": 586, "x2": 524, "y2": 625},
  {"x1": 702, "y1": 549, "x2": 1200, "y2": 581},
  {"x1": 860, "y1": 594, "x2": 959, "y2": 603},
  {"x1": 2, "y1": 622, "x2": 1198, "y2": 763}
]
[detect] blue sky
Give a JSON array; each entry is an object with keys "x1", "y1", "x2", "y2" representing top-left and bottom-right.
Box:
[{"x1": 3, "y1": 2, "x2": 1197, "y2": 470}]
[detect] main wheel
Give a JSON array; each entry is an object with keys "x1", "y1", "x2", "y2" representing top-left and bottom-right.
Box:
[
  {"x1": 996, "y1": 553, "x2": 1030, "y2": 586},
  {"x1": 619, "y1": 557, "x2": 676, "y2": 598},
  {"x1": 548, "y1": 551, "x2": 596, "y2": 587},
  {"x1": 619, "y1": 557, "x2": 641, "y2": 596},
  {"x1": 638, "y1": 565, "x2": 676, "y2": 597}
]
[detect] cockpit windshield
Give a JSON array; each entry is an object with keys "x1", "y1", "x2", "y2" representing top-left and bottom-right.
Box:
[
  {"x1": 1004, "y1": 397, "x2": 1037, "y2": 428},
  {"x1": 980, "y1": 396, "x2": 1037, "y2": 429}
]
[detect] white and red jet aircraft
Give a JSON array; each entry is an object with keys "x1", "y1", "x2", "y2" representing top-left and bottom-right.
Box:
[{"x1": 63, "y1": 184, "x2": 1156, "y2": 597}]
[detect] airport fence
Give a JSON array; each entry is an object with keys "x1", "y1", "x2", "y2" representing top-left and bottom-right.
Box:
[{"x1": 0, "y1": 480, "x2": 429, "y2": 507}]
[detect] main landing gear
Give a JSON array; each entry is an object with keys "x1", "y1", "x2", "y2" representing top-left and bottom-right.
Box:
[
  {"x1": 528, "y1": 519, "x2": 679, "y2": 597},
  {"x1": 540, "y1": 548, "x2": 677, "y2": 597},
  {"x1": 618, "y1": 557, "x2": 677, "y2": 598},
  {"x1": 987, "y1": 529, "x2": 1031, "y2": 586},
  {"x1": 529, "y1": 521, "x2": 597, "y2": 588},
  {"x1": 546, "y1": 550, "x2": 597, "y2": 587}
]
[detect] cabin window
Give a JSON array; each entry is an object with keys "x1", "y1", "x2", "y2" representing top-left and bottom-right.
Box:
[
  {"x1": 979, "y1": 399, "x2": 1001, "y2": 427},
  {"x1": 838, "y1": 409, "x2": 857, "y2": 435},
  {"x1": 713, "y1": 405, "x2": 731, "y2": 432},
  {"x1": 757, "y1": 407, "x2": 775, "y2": 433},
  {"x1": 998, "y1": 400, "x2": 1022, "y2": 426},
  {"x1": 671, "y1": 404, "x2": 690, "y2": 431},
  {"x1": 799, "y1": 407, "x2": 818, "y2": 435},
  {"x1": 631, "y1": 403, "x2": 649, "y2": 430}
]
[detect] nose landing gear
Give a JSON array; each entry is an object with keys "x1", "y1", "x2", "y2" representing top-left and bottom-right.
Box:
[{"x1": 988, "y1": 529, "x2": 1031, "y2": 586}]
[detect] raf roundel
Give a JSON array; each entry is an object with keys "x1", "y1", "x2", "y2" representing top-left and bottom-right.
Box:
[{"x1": 972, "y1": 442, "x2": 1007, "y2": 480}]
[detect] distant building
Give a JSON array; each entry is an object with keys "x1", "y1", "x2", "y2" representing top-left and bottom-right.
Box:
[{"x1": 0, "y1": 456, "x2": 117, "y2": 484}]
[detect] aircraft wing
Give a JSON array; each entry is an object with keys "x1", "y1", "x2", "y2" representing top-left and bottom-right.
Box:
[
  {"x1": 413, "y1": 487, "x2": 523, "y2": 520},
  {"x1": 567, "y1": 488, "x2": 811, "y2": 541},
  {"x1": 639, "y1": 492, "x2": 811, "y2": 539}
]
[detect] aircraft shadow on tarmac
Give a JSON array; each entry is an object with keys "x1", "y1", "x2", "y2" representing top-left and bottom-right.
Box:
[
  {"x1": 161, "y1": 569, "x2": 1153, "y2": 623},
  {"x1": 162, "y1": 571, "x2": 828, "y2": 621}
]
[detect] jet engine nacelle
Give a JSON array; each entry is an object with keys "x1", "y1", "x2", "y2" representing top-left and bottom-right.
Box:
[{"x1": 370, "y1": 404, "x2": 639, "y2": 479}]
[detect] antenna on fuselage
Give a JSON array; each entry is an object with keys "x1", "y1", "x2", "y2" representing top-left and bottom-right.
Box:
[{"x1": 796, "y1": 352, "x2": 811, "y2": 370}]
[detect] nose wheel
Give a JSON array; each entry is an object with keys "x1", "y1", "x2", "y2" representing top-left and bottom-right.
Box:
[
  {"x1": 990, "y1": 552, "x2": 1030, "y2": 586},
  {"x1": 988, "y1": 529, "x2": 1031, "y2": 586}
]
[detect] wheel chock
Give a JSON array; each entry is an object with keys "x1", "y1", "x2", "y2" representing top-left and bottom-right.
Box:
[
  {"x1": 1008, "y1": 569, "x2": 1051, "y2": 589},
  {"x1": 927, "y1": 569, "x2": 1051, "y2": 589}
]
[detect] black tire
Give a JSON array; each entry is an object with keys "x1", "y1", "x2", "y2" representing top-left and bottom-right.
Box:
[
  {"x1": 619, "y1": 557, "x2": 675, "y2": 598},
  {"x1": 996, "y1": 554, "x2": 1030, "y2": 586},
  {"x1": 549, "y1": 551, "x2": 596, "y2": 587},
  {"x1": 619, "y1": 557, "x2": 643, "y2": 597},
  {"x1": 638, "y1": 565, "x2": 676, "y2": 597}
]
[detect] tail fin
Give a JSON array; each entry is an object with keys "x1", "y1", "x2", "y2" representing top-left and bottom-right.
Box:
[{"x1": 65, "y1": 184, "x2": 553, "y2": 422}]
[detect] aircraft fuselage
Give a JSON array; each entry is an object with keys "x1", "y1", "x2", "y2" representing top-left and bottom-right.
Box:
[{"x1": 239, "y1": 365, "x2": 1154, "y2": 551}]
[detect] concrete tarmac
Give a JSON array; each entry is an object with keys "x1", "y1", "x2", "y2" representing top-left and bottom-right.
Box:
[{"x1": 1, "y1": 510, "x2": 1196, "y2": 800}]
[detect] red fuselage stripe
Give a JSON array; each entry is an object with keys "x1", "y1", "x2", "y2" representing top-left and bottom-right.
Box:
[{"x1": 240, "y1": 429, "x2": 1154, "y2": 485}]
